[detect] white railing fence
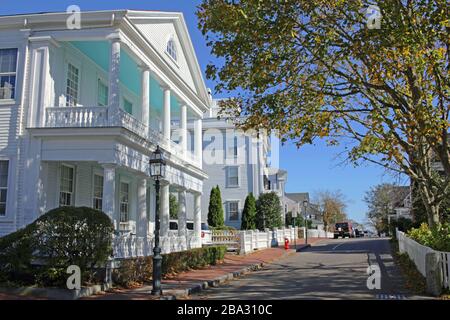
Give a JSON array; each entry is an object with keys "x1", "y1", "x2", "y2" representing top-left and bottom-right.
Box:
[
  {"x1": 236, "y1": 226, "x2": 332, "y2": 255},
  {"x1": 112, "y1": 233, "x2": 201, "y2": 259},
  {"x1": 397, "y1": 229, "x2": 450, "y2": 291}
]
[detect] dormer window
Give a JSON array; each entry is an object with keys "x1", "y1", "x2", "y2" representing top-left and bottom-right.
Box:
[{"x1": 166, "y1": 37, "x2": 177, "y2": 62}]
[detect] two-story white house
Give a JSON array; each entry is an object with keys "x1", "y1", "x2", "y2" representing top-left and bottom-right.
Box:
[
  {"x1": 0, "y1": 10, "x2": 212, "y2": 255},
  {"x1": 200, "y1": 100, "x2": 287, "y2": 229}
]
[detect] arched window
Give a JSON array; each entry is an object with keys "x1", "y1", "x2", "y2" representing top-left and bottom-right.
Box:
[{"x1": 166, "y1": 37, "x2": 177, "y2": 62}]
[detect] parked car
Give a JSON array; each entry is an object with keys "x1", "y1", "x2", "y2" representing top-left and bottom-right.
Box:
[
  {"x1": 334, "y1": 222, "x2": 354, "y2": 239},
  {"x1": 355, "y1": 229, "x2": 365, "y2": 237}
]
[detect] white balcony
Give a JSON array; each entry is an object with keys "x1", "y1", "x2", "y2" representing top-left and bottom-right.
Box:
[{"x1": 44, "y1": 106, "x2": 200, "y2": 167}]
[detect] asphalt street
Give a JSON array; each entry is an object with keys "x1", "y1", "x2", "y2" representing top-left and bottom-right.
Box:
[{"x1": 192, "y1": 237, "x2": 428, "y2": 300}]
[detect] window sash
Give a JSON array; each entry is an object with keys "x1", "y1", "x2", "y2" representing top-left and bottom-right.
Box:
[
  {"x1": 228, "y1": 202, "x2": 239, "y2": 221},
  {"x1": 0, "y1": 160, "x2": 8, "y2": 216},
  {"x1": 66, "y1": 63, "x2": 79, "y2": 107},
  {"x1": 93, "y1": 174, "x2": 103, "y2": 210},
  {"x1": 0, "y1": 48, "x2": 18, "y2": 100},
  {"x1": 119, "y1": 182, "x2": 129, "y2": 222},
  {"x1": 59, "y1": 165, "x2": 74, "y2": 206},
  {"x1": 227, "y1": 167, "x2": 239, "y2": 186},
  {"x1": 166, "y1": 39, "x2": 177, "y2": 61}
]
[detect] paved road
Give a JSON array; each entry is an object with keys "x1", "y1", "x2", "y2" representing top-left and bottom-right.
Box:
[{"x1": 192, "y1": 237, "x2": 427, "y2": 300}]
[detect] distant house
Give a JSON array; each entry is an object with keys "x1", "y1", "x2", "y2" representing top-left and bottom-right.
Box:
[
  {"x1": 391, "y1": 186, "x2": 412, "y2": 220},
  {"x1": 284, "y1": 192, "x2": 324, "y2": 230}
]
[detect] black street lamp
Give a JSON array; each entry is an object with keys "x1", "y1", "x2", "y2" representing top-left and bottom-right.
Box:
[
  {"x1": 149, "y1": 145, "x2": 166, "y2": 296},
  {"x1": 303, "y1": 200, "x2": 308, "y2": 245}
]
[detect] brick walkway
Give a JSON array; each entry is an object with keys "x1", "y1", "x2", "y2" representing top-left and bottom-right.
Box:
[{"x1": 0, "y1": 238, "x2": 327, "y2": 300}]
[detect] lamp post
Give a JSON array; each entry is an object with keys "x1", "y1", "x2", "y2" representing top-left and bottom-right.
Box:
[
  {"x1": 149, "y1": 146, "x2": 166, "y2": 296},
  {"x1": 303, "y1": 200, "x2": 308, "y2": 245}
]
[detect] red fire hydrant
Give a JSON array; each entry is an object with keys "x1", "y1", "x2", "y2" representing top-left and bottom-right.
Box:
[{"x1": 284, "y1": 238, "x2": 290, "y2": 250}]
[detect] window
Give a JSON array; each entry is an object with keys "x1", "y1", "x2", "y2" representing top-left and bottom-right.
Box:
[
  {"x1": 226, "y1": 166, "x2": 239, "y2": 187},
  {"x1": 119, "y1": 182, "x2": 129, "y2": 222},
  {"x1": 227, "y1": 202, "x2": 239, "y2": 221},
  {"x1": 93, "y1": 174, "x2": 103, "y2": 210},
  {"x1": 123, "y1": 98, "x2": 133, "y2": 115},
  {"x1": 0, "y1": 48, "x2": 18, "y2": 100},
  {"x1": 228, "y1": 136, "x2": 238, "y2": 158},
  {"x1": 59, "y1": 165, "x2": 74, "y2": 206},
  {"x1": 0, "y1": 161, "x2": 9, "y2": 216},
  {"x1": 66, "y1": 63, "x2": 79, "y2": 106},
  {"x1": 97, "y1": 79, "x2": 108, "y2": 106},
  {"x1": 166, "y1": 38, "x2": 177, "y2": 62}
]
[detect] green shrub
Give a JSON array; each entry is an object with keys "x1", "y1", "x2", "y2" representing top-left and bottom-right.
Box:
[
  {"x1": 408, "y1": 223, "x2": 450, "y2": 252},
  {"x1": 208, "y1": 186, "x2": 225, "y2": 227},
  {"x1": 256, "y1": 192, "x2": 283, "y2": 230},
  {"x1": 113, "y1": 246, "x2": 227, "y2": 288},
  {"x1": 241, "y1": 193, "x2": 257, "y2": 230},
  {"x1": 0, "y1": 206, "x2": 114, "y2": 287}
]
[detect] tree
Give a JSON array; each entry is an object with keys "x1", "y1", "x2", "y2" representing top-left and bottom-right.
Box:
[
  {"x1": 256, "y1": 192, "x2": 283, "y2": 230},
  {"x1": 169, "y1": 194, "x2": 179, "y2": 220},
  {"x1": 241, "y1": 193, "x2": 257, "y2": 230},
  {"x1": 197, "y1": 1, "x2": 450, "y2": 228},
  {"x1": 314, "y1": 190, "x2": 348, "y2": 231},
  {"x1": 208, "y1": 186, "x2": 225, "y2": 227},
  {"x1": 364, "y1": 184, "x2": 398, "y2": 234}
]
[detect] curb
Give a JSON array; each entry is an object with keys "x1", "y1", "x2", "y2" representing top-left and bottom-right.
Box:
[
  {"x1": 0, "y1": 283, "x2": 112, "y2": 300},
  {"x1": 163, "y1": 249, "x2": 296, "y2": 300}
]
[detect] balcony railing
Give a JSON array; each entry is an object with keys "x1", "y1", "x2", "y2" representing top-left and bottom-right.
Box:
[{"x1": 44, "y1": 106, "x2": 200, "y2": 167}]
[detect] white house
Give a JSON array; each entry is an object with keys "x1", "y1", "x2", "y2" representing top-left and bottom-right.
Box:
[
  {"x1": 200, "y1": 100, "x2": 287, "y2": 229},
  {"x1": 0, "y1": 10, "x2": 212, "y2": 256}
]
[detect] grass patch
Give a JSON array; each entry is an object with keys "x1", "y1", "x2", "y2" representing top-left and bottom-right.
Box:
[{"x1": 390, "y1": 239, "x2": 427, "y2": 295}]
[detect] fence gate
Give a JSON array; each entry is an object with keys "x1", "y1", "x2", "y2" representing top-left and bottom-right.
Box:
[{"x1": 211, "y1": 230, "x2": 240, "y2": 252}]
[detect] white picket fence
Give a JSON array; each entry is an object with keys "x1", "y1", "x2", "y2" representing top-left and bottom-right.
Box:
[
  {"x1": 397, "y1": 229, "x2": 450, "y2": 290},
  {"x1": 112, "y1": 231, "x2": 201, "y2": 259},
  {"x1": 237, "y1": 227, "x2": 333, "y2": 255}
]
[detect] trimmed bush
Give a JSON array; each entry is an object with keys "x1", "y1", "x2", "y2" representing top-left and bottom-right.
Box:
[
  {"x1": 256, "y1": 192, "x2": 283, "y2": 230},
  {"x1": 0, "y1": 206, "x2": 114, "y2": 287},
  {"x1": 113, "y1": 246, "x2": 227, "y2": 288},
  {"x1": 241, "y1": 193, "x2": 257, "y2": 230},
  {"x1": 208, "y1": 186, "x2": 225, "y2": 227},
  {"x1": 407, "y1": 223, "x2": 450, "y2": 252}
]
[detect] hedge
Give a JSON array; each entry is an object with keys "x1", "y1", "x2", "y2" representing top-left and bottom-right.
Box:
[
  {"x1": 0, "y1": 206, "x2": 114, "y2": 287},
  {"x1": 113, "y1": 245, "x2": 227, "y2": 288}
]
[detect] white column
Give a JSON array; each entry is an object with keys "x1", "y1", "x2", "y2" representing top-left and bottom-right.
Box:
[
  {"x1": 108, "y1": 38, "x2": 121, "y2": 112},
  {"x1": 140, "y1": 66, "x2": 150, "y2": 133},
  {"x1": 160, "y1": 183, "x2": 170, "y2": 237},
  {"x1": 102, "y1": 164, "x2": 117, "y2": 229},
  {"x1": 180, "y1": 104, "x2": 187, "y2": 155},
  {"x1": 194, "y1": 117, "x2": 203, "y2": 168},
  {"x1": 194, "y1": 193, "x2": 202, "y2": 246},
  {"x1": 162, "y1": 86, "x2": 171, "y2": 140},
  {"x1": 137, "y1": 178, "x2": 148, "y2": 237},
  {"x1": 178, "y1": 190, "x2": 187, "y2": 237}
]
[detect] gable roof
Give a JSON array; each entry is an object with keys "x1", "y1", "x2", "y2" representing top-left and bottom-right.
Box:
[
  {"x1": 285, "y1": 192, "x2": 310, "y2": 204},
  {"x1": 0, "y1": 9, "x2": 211, "y2": 111}
]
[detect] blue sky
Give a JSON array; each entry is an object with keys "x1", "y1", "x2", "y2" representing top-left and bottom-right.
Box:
[{"x1": 0, "y1": 0, "x2": 406, "y2": 223}]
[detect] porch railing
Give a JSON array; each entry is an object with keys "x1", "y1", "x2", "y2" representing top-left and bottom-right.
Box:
[{"x1": 44, "y1": 106, "x2": 199, "y2": 166}]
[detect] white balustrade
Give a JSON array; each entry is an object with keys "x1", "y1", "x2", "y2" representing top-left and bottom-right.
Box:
[{"x1": 44, "y1": 106, "x2": 199, "y2": 166}]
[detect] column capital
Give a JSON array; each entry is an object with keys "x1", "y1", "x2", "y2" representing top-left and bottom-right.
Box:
[
  {"x1": 138, "y1": 64, "x2": 152, "y2": 73},
  {"x1": 106, "y1": 32, "x2": 121, "y2": 42},
  {"x1": 100, "y1": 163, "x2": 117, "y2": 170},
  {"x1": 160, "y1": 83, "x2": 171, "y2": 91}
]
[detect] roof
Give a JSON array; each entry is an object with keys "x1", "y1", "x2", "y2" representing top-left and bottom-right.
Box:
[
  {"x1": 0, "y1": 10, "x2": 211, "y2": 111},
  {"x1": 285, "y1": 192, "x2": 310, "y2": 204}
]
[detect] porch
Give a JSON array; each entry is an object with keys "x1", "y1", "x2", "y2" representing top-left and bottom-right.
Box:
[{"x1": 35, "y1": 160, "x2": 204, "y2": 257}]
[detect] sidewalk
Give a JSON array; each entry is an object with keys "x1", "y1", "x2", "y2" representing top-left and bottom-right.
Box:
[{"x1": 83, "y1": 237, "x2": 327, "y2": 300}]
